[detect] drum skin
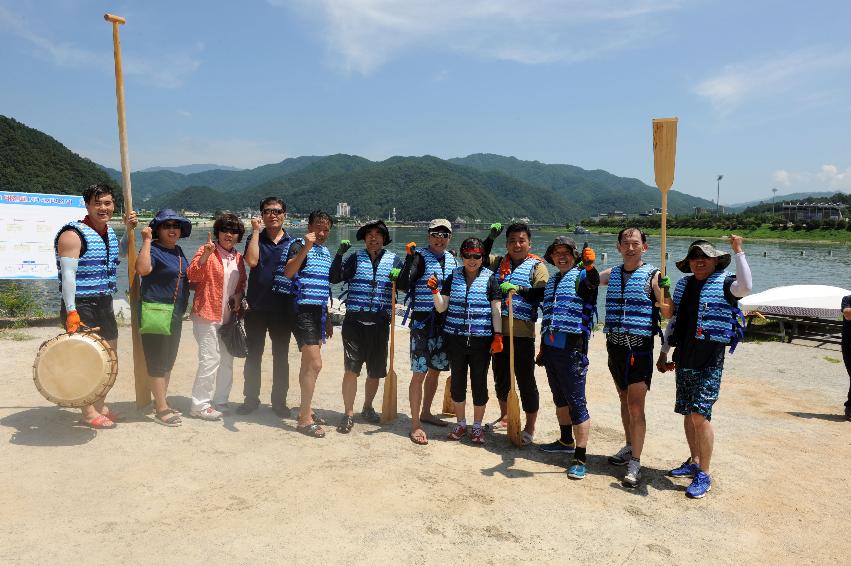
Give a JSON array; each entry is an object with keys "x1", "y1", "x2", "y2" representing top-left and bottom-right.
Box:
[{"x1": 32, "y1": 331, "x2": 117, "y2": 408}]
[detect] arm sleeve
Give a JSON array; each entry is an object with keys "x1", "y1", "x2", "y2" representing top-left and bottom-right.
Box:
[
  {"x1": 728, "y1": 252, "x2": 753, "y2": 298},
  {"x1": 491, "y1": 300, "x2": 502, "y2": 334},
  {"x1": 396, "y1": 253, "x2": 422, "y2": 292},
  {"x1": 576, "y1": 267, "x2": 600, "y2": 302},
  {"x1": 329, "y1": 253, "x2": 346, "y2": 284},
  {"x1": 433, "y1": 273, "x2": 451, "y2": 312},
  {"x1": 487, "y1": 274, "x2": 501, "y2": 301},
  {"x1": 519, "y1": 286, "x2": 545, "y2": 302},
  {"x1": 59, "y1": 257, "x2": 78, "y2": 311},
  {"x1": 186, "y1": 246, "x2": 208, "y2": 283},
  {"x1": 661, "y1": 315, "x2": 676, "y2": 353},
  {"x1": 483, "y1": 236, "x2": 495, "y2": 257},
  {"x1": 440, "y1": 273, "x2": 453, "y2": 295}
]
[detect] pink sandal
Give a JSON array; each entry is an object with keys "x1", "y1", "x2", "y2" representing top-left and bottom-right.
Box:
[{"x1": 83, "y1": 414, "x2": 116, "y2": 429}]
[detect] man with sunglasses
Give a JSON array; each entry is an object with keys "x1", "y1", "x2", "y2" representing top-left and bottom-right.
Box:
[
  {"x1": 238, "y1": 197, "x2": 294, "y2": 417},
  {"x1": 480, "y1": 222, "x2": 549, "y2": 445},
  {"x1": 657, "y1": 236, "x2": 752, "y2": 499},
  {"x1": 396, "y1": 218, "x2": 458, "y2": 445}
]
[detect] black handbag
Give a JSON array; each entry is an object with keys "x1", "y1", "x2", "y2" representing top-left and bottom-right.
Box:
[{"x1": 218, "y1": 299, "x2": 248, "y2": 358}]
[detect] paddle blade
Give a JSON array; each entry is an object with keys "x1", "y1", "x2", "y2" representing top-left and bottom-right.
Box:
[
  {"x1": 441, "y1": 375, "x2": 454, "y2": 415},
  {"x1": 380, "y1": 368, "x2": 397, "y2": 424},
  {"x1": 652, "y1": 117, "x2": 678, "y2": 192},
  {"x1": 507, "y1": 387, "x2": 522, "y2": 447}
]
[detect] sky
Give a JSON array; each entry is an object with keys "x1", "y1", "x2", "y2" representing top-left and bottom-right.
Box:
[{"x1": 1, "y1": 0, "x2": 850, "y2": 205}]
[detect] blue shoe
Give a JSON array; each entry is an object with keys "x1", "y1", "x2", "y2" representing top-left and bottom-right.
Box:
[
  {"x1": 686, "y1": 471, "x2": 712, "y2": 498},
  {"x1": 669, "y1": 458, "x2": 699, "y2": 478},
  {"x1": 567, "y1": 460, "x2": 586, "y2": 480},
  {"x1": 539, "y1": 439, "x2": 576, "y2": 454}
]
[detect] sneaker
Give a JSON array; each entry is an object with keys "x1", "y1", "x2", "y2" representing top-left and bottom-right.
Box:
[
  {"x1": 538, "y1": 439, "x2": 576, "y2": 454},
  {"x1": 360, "y1": 406, "x2": 381, "y2": 424},
  {"x1": 470, "y1": 425, "x2": 485, "y2": 444},
  {"x1": 567, "y1": 460, "x2": 586, "y2": 480},
  {"x1": 189, "y1": 406, "x2": 223, "y2": 421},
  {"x1": 447, "y1": 423, "x2": 467, "y2": 440},
  {"x1": 668, "y1": 458, "x2": 699, "y2": 478},
  {"x1": 623, "y1": 459, "x2": 641, "y2": 488},
  {"x1": 236, "y1": 400, "x2": 259, "y2": 415},
  {"x1": 686, "y1": 471, "x2": 712, "y2": 499},
  {"x1": 608, "y1": 444, "x2": 632, "y2": 466}
]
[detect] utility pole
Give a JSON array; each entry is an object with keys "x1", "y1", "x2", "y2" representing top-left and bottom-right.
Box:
[
  {"x1": 772, "y1": 187, "x2": 778, "y2": 215},
  {"x1": 716, "y1": 174, "x2": 724, "y2": 215}
]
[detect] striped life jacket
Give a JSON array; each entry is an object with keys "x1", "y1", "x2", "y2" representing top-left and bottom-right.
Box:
[
  {"x1": 443, "y1": 267, "x2": 494, "y2": 337},
  {"x1": 293, "y1": 240, "x2": 332, "y2": 307},
  {"x1": 540, "y1": 267, "x2": 596, "y2": 337},
  {"x1": 345, "y1": 249, "x2": 396, "y2": 315},
  {"x1": 411, "y1": 248, "x2": 457, "y2": 313},
  {"x1": 271, "y1": 236, "x2": 297, "y2": 295},
  {"x1": 603, "y1": 263, "x2": 659, "y2": 337},
  {"x1": 497, "y1": 256, "x2": 541, "y2": 322},
  {"x1": 672, "y1": 271, "x2": 746, "y2": 352},
  {"x1": 54, "y1": 222, "x2": 119, "y2": 297}
]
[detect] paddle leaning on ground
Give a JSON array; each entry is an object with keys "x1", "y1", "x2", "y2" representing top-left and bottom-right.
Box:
[
  {"x1": 506, "y1": 290, "x2": 523, "y2": 447},
  {"x1": 380, "y1": 281, "x2": 398, "y2": 424}
]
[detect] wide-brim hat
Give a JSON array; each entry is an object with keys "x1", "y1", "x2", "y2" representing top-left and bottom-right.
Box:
[
  {"x1": 675, "y1": 239, "x2": 731, "y2": 273},
  {"x1": 149, "y1": 208, "x2": 192, "y2": 238},
  {"x1": 544, "y1": 236, "x2": 579, "y2": 265},
  {"x1": 356, "y1": 219, "x2": 391, "y2": 245}
]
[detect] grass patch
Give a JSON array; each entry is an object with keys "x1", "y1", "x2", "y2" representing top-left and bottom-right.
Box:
[
  {"x1": 0, "y1": 329, "x2": 35, "y2": 341},
  {"x1": 824, "y1": 356, "x2": 842, "y2": 364}
]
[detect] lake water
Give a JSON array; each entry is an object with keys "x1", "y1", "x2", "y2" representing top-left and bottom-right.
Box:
[{"x1": 15, "y1": 224, "x2": 851, "y2": 314}]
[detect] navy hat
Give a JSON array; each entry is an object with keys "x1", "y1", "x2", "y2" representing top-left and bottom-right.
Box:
[
  {"x1": 356, "y1": 219, "x2": 391, "y2": 245},
  {"x1": 149, "y1": 209, "x2": 192, "y2": 238}
]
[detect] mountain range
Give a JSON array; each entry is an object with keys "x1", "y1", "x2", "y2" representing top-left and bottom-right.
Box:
[{"x1": 2, "y1": 114, "x2": 718, "y2": 222}]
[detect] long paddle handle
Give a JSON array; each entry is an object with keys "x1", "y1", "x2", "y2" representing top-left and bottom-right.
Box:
[
  {"x1": 660, "y1": 191, "x2": 668, "y2": 277},
  {"x1": 389, "y1": 281, "x2": 395, "y2": 367}
]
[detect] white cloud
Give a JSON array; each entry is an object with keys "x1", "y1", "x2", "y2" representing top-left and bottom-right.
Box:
[
  {"x1": 278, "y1": 0, "x2": 681, "y2": 74},
  {"x1": 773, "y1": 169, "x2": 792, "y2": 187},
  {"x1": 695, "y1": 48, "x2": 851, "y2": 115},
  {"x1": 817, "y1": 164, "x2": 851, "y2": 190},
  {"x1": 0, "y1": 4, "x2": 201, "y2": 88},
  {"x1": 770, "y1": 165, "x2": 851, "y2": 191}
]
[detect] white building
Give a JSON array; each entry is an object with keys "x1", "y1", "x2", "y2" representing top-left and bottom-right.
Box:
[{"x1": 336, "y1": 202, "x2": 351, "y2": 218}]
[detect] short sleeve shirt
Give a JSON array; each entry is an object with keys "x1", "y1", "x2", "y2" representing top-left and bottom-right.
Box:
[
  {"x1": 244, "y1": 229, "x2": 291, "y2": 312},
  {"x1": 140, "y1": 242, "x2": 190, "y2": 314}
]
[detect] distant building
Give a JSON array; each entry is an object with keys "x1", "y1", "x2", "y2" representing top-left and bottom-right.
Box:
[
  {"x1": 336, "y1": 202, "x2": 351, "y2": 218},
  {"x1": 183, "y1": 211, "x2": 200, "y2": 218},
  {"x1": 388, "y1": 207, "x2": 397, "y2": 222},
  {"x1": 782, "y1": 202, "x2": 845, "y2": 222}
]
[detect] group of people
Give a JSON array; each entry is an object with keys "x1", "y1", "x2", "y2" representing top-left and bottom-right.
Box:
[{"x1": 54, "y1": 182, "x2": 758, "y2": 498}]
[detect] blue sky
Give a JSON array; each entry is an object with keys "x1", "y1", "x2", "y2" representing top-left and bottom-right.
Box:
[{"x1": 1, "y1": 0, "x2": 849, "y2": 204}]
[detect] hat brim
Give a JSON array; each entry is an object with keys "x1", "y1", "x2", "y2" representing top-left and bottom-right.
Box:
[
  {"x1": 150, "y1": 218, "x2": 192, "y2": 239},
  {"x1": 544, "y1": 240, "x2": 579, "y2": 265},
  {"x1": 676, "y1": 242, "x2": 731, "y2": 273},
  {"x1": 356, "y1": 221, "x2": 391, "y2": 245}
]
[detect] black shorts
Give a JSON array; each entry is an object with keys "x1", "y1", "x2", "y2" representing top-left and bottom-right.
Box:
[
  {"x1": 61, "y1": 295, "x2": 118, "y2": 341},
  {"x1": 294, "y1": 305, "x2": 326, "y2": 349},
  {"x1": 342, "y1": 315, "x2": 389, "y2": 378},
  {"x1": 607, "y1": 341, "x2": 653, "y2": 390},
  {"x1": 141, "y1": 315, "x2": 183, "y2": 376}
]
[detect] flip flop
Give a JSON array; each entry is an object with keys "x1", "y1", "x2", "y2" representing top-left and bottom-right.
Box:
[
  {"x1": 409, "y1": 429, "x2": 428, "y2": 445},
  {"x1": 154, "y1": 409, "x2": 182, "y2": 427},
  {"x1": 521, "y1": 431, "x2": 534, "y2": 446},
  {"x1": 484, "y1": 417, "x2": 508, "y2": 432},
  {"x1": 82, "y1": 414, "x2": 116, "y2": 429},
  {"x1": 297, "y1": 423, "x2": 325, "y2": 438},
  {"x1": 420, "y1": 415, "x2": 448, "y2": 427},
  {"x1": 101, "y1": 408, "x2": 121, "y2": 422}
]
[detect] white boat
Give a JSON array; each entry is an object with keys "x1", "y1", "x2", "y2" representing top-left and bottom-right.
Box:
[{"x1": 739, "y1": 285, "x2": 850, "y2": 319}]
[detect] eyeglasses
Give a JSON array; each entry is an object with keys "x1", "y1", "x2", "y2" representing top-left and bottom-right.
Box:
[
  {"x1": 220, "y1": 227, "x2": 241, "y2": 234},
  {"x1": 461, "y1": 253, "x2": 482, "y2": 260},
  {"x1": 161, "y1": 222, "x2": 181, "y2": 230},
  {"x1": 263, "y1": 208, "x2": 284, "y2": 216},
  {"x1": 428, "y1": 232, "x2": 450, "y2": 239}
]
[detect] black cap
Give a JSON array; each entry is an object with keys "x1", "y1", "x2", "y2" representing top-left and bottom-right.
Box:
[{"x1": 356, "y1": 219, "x2": 391, "y2": 245}]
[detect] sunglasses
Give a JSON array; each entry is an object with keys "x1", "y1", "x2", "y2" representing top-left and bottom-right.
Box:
[
  {"x1": 220, "y1": 227, "x2": 241, "y2": 235},
  {"x1": 262, "y1": 208, "x2": 284, "y2": 216},
  {"x1": 428, "y1": 232, "x2": 450, "y2": 239},
  {"x1": 461, "y1": 253, "x2": 482, "y2": 260},
  {"x1": 160, "y1": 222, "x2": 181, "y2": 230}
]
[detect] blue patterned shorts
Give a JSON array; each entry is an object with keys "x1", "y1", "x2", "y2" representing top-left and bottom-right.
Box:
[
  {"x1": 409, "y1": 317, "x2": 449, "y2": 373},
  {"x1": 674, "y1": 366, "x2": 723, "y2": 420}
]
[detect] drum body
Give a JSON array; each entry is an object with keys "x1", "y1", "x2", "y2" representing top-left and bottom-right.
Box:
[{"x1": 33, "y1": 331, "x2": 117, "y2": 408}]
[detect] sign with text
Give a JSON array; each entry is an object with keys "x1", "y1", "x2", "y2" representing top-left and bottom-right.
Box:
[{"x1": 0, "y1": 191, "x2": 86, "y2": 279}]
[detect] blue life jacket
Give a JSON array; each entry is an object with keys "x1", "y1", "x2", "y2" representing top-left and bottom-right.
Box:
[
  {"x1": 410, "y1": 248, "x2": 457, "y2": 313},
  {"x1": 540, "y1": 267, "x2": 596, "y2": 337},
  {"x1": 271, "y1": 236, "x2": 296, "y2": 295},
  {"x1": 54, "y1": 222, "x2": 119, "y2": 297},
  {"x1": 498, "y1": 256, "x2": 541, "y2": 322},
  {"x1": 293, "y1": 240, "x2": 332, "y2": 308},
  {"x1": 603, "y1": 263, "x2": 660, "y2": 337},
  {"x1": 345, "y1": 249, "x2": 396, "y2": 315},
  {"x1": 443, "y1": 267, "x2": 494, "y2": 337},
  {"x1": 672, "y1": 271, "x2": 746, "y2": 352}
]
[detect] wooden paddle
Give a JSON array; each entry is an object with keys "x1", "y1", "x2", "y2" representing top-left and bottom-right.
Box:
[
  {"x1": 105, "y1": 13, "x2": 150, "y2": 408},
  {"x1": 652, "y1": 117, "x2": 678, "y2": 277},
  {"x1": 506, "y1": 291, "x2": 522, "y2": 447},
  {"x1": 441, "y1": 376, "x2": 453, "y2": 415},
  {"x1": 380, "y1": 281, "x2": 398, "y2": 424}
]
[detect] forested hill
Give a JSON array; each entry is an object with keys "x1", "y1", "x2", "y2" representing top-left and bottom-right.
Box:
[{"x1": 0, "y1": 115, "x2": 116, "y2": 194}]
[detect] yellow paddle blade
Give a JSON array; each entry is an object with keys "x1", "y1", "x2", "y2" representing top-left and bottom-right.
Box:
[
  {"x1": 652, "y1": 117, "x2": 678, "y2": 192},
  {"x1": 380, "y1": 368, "x2": 397, "y2": 424},
  {"x1": 441, "y1": 375, "x2": 454, "y2": 415},
  {"x1": 507, "y1": 289, "x2": 523, "y2": 447}
]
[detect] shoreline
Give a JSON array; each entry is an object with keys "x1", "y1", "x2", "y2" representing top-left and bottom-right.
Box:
[{"x1": 539, "y1": 227, "x2": 851, "y2": 245}]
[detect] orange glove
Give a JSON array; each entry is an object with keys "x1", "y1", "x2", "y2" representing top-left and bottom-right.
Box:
[
  {"x1": 490, "y1": 333, "x2": 504, "y2": 354},
  {"x1": 426, "y1": 274, "x2": 440, "y2": 293},
  {"x1": 582, "y1": 247, "x2": 596, "y2": 270},
  {"x1": 406, "y1": 242, "x2": 417, "y2": 256},
  {"x1": 66, "y1": 310, "x2": 81, "y2": 333}
]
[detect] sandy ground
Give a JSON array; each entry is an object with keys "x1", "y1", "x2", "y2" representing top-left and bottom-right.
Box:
[{"x1": 1, "y1": 321, "x2": 849, "y2": 565}]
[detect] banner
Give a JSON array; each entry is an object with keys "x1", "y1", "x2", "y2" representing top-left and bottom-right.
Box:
[{"x1": 0, "y1": 191, "x2": 86, "y2": 279}]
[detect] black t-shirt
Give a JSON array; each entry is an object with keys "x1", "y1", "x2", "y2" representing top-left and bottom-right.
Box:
[
  {"x1": 671, "y1": 274, "x2": 737, "y2": 369},
  {"x1": 842, "y1": 295, "x2": 851, "y2": 344},
  {"x1": 244, "y1": 229, "x2": 291, "y2": 312}
]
